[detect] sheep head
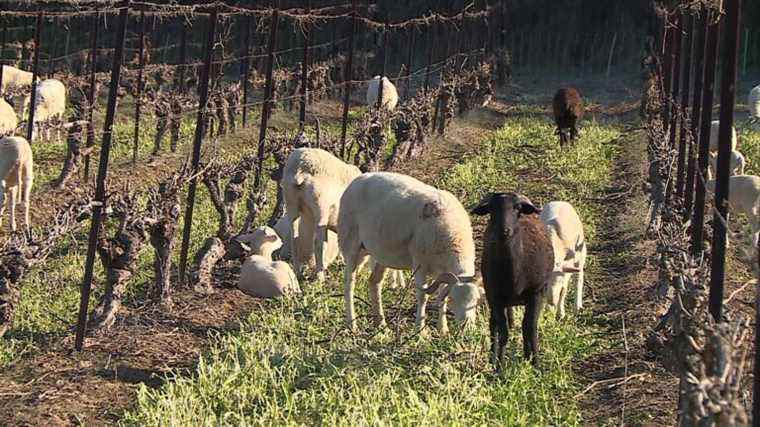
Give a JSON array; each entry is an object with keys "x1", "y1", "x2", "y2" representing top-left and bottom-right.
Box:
[
  {"x1": 471, "y1": 192, "x2": 540, "y2": 237},
  {"x1": 425, "y1": 272, "x2": 484, "y2": 326},
  {"x1": 234, "y1": 226, "x2": 283, "y2": 258}
]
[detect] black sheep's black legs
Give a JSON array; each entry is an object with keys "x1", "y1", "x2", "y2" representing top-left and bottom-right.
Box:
[
  {"x1": 523, "y1": 294, "x2": 541, "y2": 365},
  {"x1": 490, "y1": 305, "x2": 509, "y2": 371}
]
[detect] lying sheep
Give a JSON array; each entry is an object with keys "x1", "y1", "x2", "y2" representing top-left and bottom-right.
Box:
[
  {"x1": 707, "y1": 150, "x2": 746, "y2": 179},
  {"x1": 0, "y1": 136, "x2": 33, "y2": 232},
  {"x1": 709, "y1": 120, "x2": 738, "y2": 152},
  {"x1": 0, "y1": 65, "x2": 34, "y2": 94},
  {"x1": 236, "y1": 226, "x2": 300, "y2": 298},
  {"x1": 749, "y1": 85, "x2": 760, "y2": 122},
  {"x1": 366, "y1": 76, "x2": 399, "y2": 111},
  {"x1": 0, "y1": 98, "x2": 18, "y2": 136},
  {"x1": 23, "y1": 78, "x2": 66, "y2": 142},
  {"x1": 552, "y1": 87, "x2": 584, "y2": 147},
  {"x1": 472, "y1": 193, "x2": 577, "y2": 367},
  {"x1": 282, "y1": 147, "x2": 361, "y2": 283},
  {"x1": 540, "y1": 201, "x2": 587, "y2": 320},
  {"x1": 339, "y1": 172, "x2": 481, "y2": 334}
]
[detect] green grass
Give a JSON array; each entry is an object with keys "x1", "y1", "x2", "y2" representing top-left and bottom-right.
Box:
[{"x1": 119, "y1": 111, "x2": 623, "y2": 425}]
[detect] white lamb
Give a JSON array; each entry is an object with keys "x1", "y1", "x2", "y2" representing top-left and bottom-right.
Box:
[
  {"x1": 23, "y1": 78, "x2": 66, "y2": 143},
  {"x1": 539, "y1": 201, "x2": 587, "y2": 320},
  {"x1": 749, "y1": 85, "x2": 760, "y2": 122},
  {"x1": 709, "y1": 120, "x2": 738, "y2": 152},
  {"x1": 338, "y1": 172, "x2": 481, "y2": 334},
  {"x1": 705, "y1": 175, "x2": 760, "y2": 248},
  {"x1": 0, "y1": 98, "x2": 18, "y2": 136},
  {"x1": 0, "y1": 65, "x2": 34, "y2": 94},
  {"x1": 707, "y1": 150, "x2": 746, "y2": 179},
  {"x1": 366, "y1": 76, "x2": 399, "y2": 111},
  {"x1": 236, "y1": 226, "x2": 300, "y2": 298},
  {"x1": 0, "y1": 136, "x2": 33, "y2": 232},
  {"x1": 282, "y1": 147, "x2": 361, "y2": 283}
]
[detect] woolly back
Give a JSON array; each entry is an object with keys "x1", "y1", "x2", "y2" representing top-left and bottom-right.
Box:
[{"x1": 284, "y1": 147, "x2": 361, "y2": 187}]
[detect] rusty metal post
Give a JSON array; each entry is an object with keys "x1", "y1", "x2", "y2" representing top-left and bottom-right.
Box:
[
  {"x1": 709, "y1": 0, "x2": 742, "y2": 321},
  {"x1": 661, "y1": 21, "x2": 673, "y2": 122},
  {"x1": 664, "y1": 13, "x2": 682, "y2": 204},
  {"x1": 298, "y1": 1, "x2": 311, "y2": 130},
  {"x1": 84, "y1": 11, "x2": 100, "y2": 179},
  {"x1": 177, "y1": 10, "x2": 218, "y2": 285},
  {"x1": 684, "y1": 10, "x2": 705, "y2": 217},
  {"x1": 675, "y1": 12, "x2": 693, "y2": 201},
  {"x1": 375, "y1": 20, "x2": 388, "y2": 110},
  {"x1": 74, "y1": 1, "x2": 131, "y2": 351},
  {"x1": 26, "y1": 12, "x2": 43, "y2": 143},
  {"x1": 242, "y1": 16, "x2": 252, "y2": 127},
  {"x1": 0, "y1": 21, "x2": 7, "y2": 94},
  {"x1": 691, "y1": 7, "x2": 720, "y2": 256},
  {"x1": 253, "y1": 6, "x2": 280, "y2": 190},
  {"x1": 132, "y1": 11, "x2": 146, "y2": 165},
  {"x1": 339, "y1": 0, "x2": 357, "y2": 159},
  {"x1": 404, "y1": 27, "x2": 415, "y2": 99}
]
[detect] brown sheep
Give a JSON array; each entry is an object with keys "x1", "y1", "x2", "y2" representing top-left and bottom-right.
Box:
[{"x1": 552, "y1": 87, "x2": 584, "y2": 147}]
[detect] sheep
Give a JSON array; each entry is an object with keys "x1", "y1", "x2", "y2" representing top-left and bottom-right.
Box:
[
  {"x1": 705, "y1": 175, "x2": 760, "y2": 248},
  {"x1": 282, "y1": 147, "x2": 361, "y2": 283},
  {"x1": 366, "y1": 76, "x2": 399, "y2": 111},
  {"x1": 0, "y1": 136, "x2": 33, "y2": 233},
  {"x1": 22, "y1": 78, "x2": 67, "y2": 143},
  {"x1": 552, "y1": 87, "x2": 584, "y2": 147},
  {"x1": 539, "y1": 201, "x2": 587, "y2": 320},
  {"x1": 338, "y1": 172, "x2": 481, "y2": 334},
  {"x1": 235, "y1": 226, "x2": 300, "y2": 298},
  {"x1": 0, "y1": 98, "x2": 18, "y2": 136},
  {"x1": 708, "y1": 120, "x2": 738, "y2": 152},
  {"x1": 707, "y1": 150, "x2": 746, "y2": 180},
  {"x1": 749, "y1": 85, "x2": 760, "y2": 122},
  {"x1": 0, "y1": 65, "x2": 34, "y2": 94},
  {"x1": 471, "y1": 192, "x2": 579, "y2": 367}
]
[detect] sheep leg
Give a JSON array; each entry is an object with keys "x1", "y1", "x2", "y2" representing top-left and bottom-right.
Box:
[
  {"x1": 7, "y1": 187, "x2": 16, "y2": 232},
  {"x1": 342, "y1": 230, "x2": 365, "y2": 331},
  {"x1": 557, "y1": 284, "x2": 567, "y2": 321},
  {"x1": 0, "y1": 184, "x2": 6, "y2": 230},
  {"x1": 367, "y1": 262, "x2": 387, "y2": 328},
  {"x1": 438, "y1": 293, "x2": 449, "y2": 336},
  {"x1": 575, "y1": 244, "x2": 586, "y2": 311},
  {"x1": 490, "y1": 305, "x2": 509, "y2": 371},
  {"x1": 413, "y1": 267, "x2": 429, "y2": 333},
  {"x1": 523, "y1": 294, "x2": 541, "y2": 365},
  {"x1": 21, "y1": 171, "x2": 32, "y2": 233},
  {"x1": 289, "y1": 216, "x2": 304, "y2": 280},
  {"x1": 314, "y1": 225, "x2": 328, "y2": 284}
]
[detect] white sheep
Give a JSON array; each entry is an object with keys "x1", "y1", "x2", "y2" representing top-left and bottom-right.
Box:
[
  {"x1": 338, "y1": 172, "x2": 481, "y2": 334},
  {"x1": 0, "y1": 136, "x2": 33, "y2": 232},
  {"x1": 0, "y1": 65, "x2": 34, "y2": 94},
  {"x1": 236, "y1": 226, "x2": 300, "y2": 298},
  {"x1": 0, "y1": 98, "x2": 18, "y2": 136},
  {"x1": 749, "y1": 85, "x2": 760, "y2": 121},
  {"x1": 707, "y1": 150, "x2": 746, "y2": 179},
  {"x1": 366, "y1": 76, "x2": 399, "y2": 111},
  {"x1": 282, "y1": 147, "x2": 361, "y2": 283},
  {"x1": 539, "y1": 201, "x2": 587, "y2": 320},
  {"x1": 709, "y1": 120, "x2": 738, "y2": 152},
  {"x1": 705, "y1": 175, "x2": 760, "y2": 248},
  {"x1": 23, "y1": 78, "x2": 66, "y2": 143}
]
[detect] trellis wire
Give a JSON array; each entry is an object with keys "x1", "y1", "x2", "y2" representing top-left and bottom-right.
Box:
[{"x1": 75, "y1": 0, "x2": 131, "y2": 351}]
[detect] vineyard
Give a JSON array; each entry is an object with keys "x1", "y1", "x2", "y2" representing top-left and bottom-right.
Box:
[{"x1": 0, "y1": 0, "x2": 759, "y2": 425}]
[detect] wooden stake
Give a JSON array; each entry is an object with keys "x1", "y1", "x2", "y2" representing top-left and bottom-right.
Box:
[
  {"x1": 253, "y1": 6, "x2": 280, "y2": 190},
  {"x1": 84, "y1": 10, "x2": 99, "y2": 178},
  {"x1": 339, "y1": 0, "x2": 357, "y2": 159}
]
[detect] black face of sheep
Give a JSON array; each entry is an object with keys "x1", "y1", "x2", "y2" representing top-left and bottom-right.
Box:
[
  {"x1": 552, "y1": 88, "x2": 584, "y2": 148},
  {"x1": 472, "y1": 192, "x2": 555, "y2": 369}
]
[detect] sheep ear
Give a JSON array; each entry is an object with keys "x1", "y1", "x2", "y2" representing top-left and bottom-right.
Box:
[
  {"x1": 518, "y1": 201, "x2": 540, "y2": 215},
  {"x1": 434, "y1": 283, "x2": 453, "y2": 306},
  {"x1": 559, "y1": 259, "x2": 581, "y2": 273},
  {"x1": 470, "y1": 194, "x2": 493, "y2": 215}
]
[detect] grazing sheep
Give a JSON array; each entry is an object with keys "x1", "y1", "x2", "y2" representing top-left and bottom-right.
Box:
[
  {"x1": 749, "y1": 85, "x2": 760, "y2": 122},
  {"x1": 366, "y1": 76, "x2": 399, "y2": 111},
  {"x1": 0, "y1": 98, "x2": 18, "y2": 136},
  {"x1": 282, "y1": 147, "x2": 361, "y2": 283},
  {"x1": 472, "y1": 193, "x2": 577, "y2": 367},
  {"x1": 539, "y1": 201, "x2": 587, "y2": 320},
  {"x1": 0, "y1": 65, "x2": 34, "y2": 94},
  {"x1": 22, "y1": 78, "x2": 66, "y2": 142},
  {"x1": 552, "y1": 87, "x2": 584, "y2": 147},
  {"x1": 708, "y1": 120, "x2": 738, "y2": 152},
  {"x1": 0, "y1": 136, "x2": 33, "y2": 232},
  {"x1": 236, "y1": 226, "x2": 300, "y2": 298},
  {"x1": 273, "y1": 212, "x2": 340, "y2": 267},
  {"x1": 339, "y1": 172, "x2": 481, "y2": 334},
  {"x1": 707, "y1": 150, "x2": 746, "y2": 179}
]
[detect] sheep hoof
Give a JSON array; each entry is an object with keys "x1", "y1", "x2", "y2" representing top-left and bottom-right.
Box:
[
  {"x1": 438, "y1": 326, "x2": 450, "y2": 336},
  {"x1": 315, "y1": 271, "x2": 326, "y2": 284},
  {"x1": 373, "y1": 318, "x2": 387, "y2": 329}
]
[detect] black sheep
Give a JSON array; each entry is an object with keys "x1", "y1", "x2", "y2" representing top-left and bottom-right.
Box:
[
  {"x1": 552, "y1": 87, "x2": 584, "y2": 147},
  {"x1": 472, "y1": 192, "x2": 575, "y2": 369}
]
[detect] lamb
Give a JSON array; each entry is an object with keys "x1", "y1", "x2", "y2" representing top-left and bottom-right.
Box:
[
  {"x1": 0, "y1": 136, "x2": 33, "y2": 232},
  {"x1": 749, "y1": 85, "x2": 760, "y2": 122},
  {"x1": 281, "y1": 147, "x2": 361, "y2": 283},
  {"x1": 0, "y1": 98, "x2": 18, "y2": 136},
  {"x1": 552, "y1": 87, "x2": 584, "y2": 147},
  {"x1": 339, "y1": 172, "x2": 481, "y2": 334},
  {"x1": 0, "y1": 65, "x2": 34, "y2": 94},
  {"x1": 539, "y1": 201, "x2": 587, "y2": 320},
  {"x1": 235, "y1": 226, "x2": 300, "y2": 298},
  {"x1": 471, "y1": 192, "x2": 578, "y2": 367},
  {"x1": 22, "y1": 78, "x2": 67, "y2": 142},
  {"x1": 366, "y1": 76, "x2": 399, "y2": 111},
  {"x1": 708, "y1": 120, "x2": 738, "y2": 152},
  {"x1": 707, "y1": 150, "x2": 746, "y2": 179},
  {"x1": 705, "y1": 175, "x2": 760, "y2": 247}
]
